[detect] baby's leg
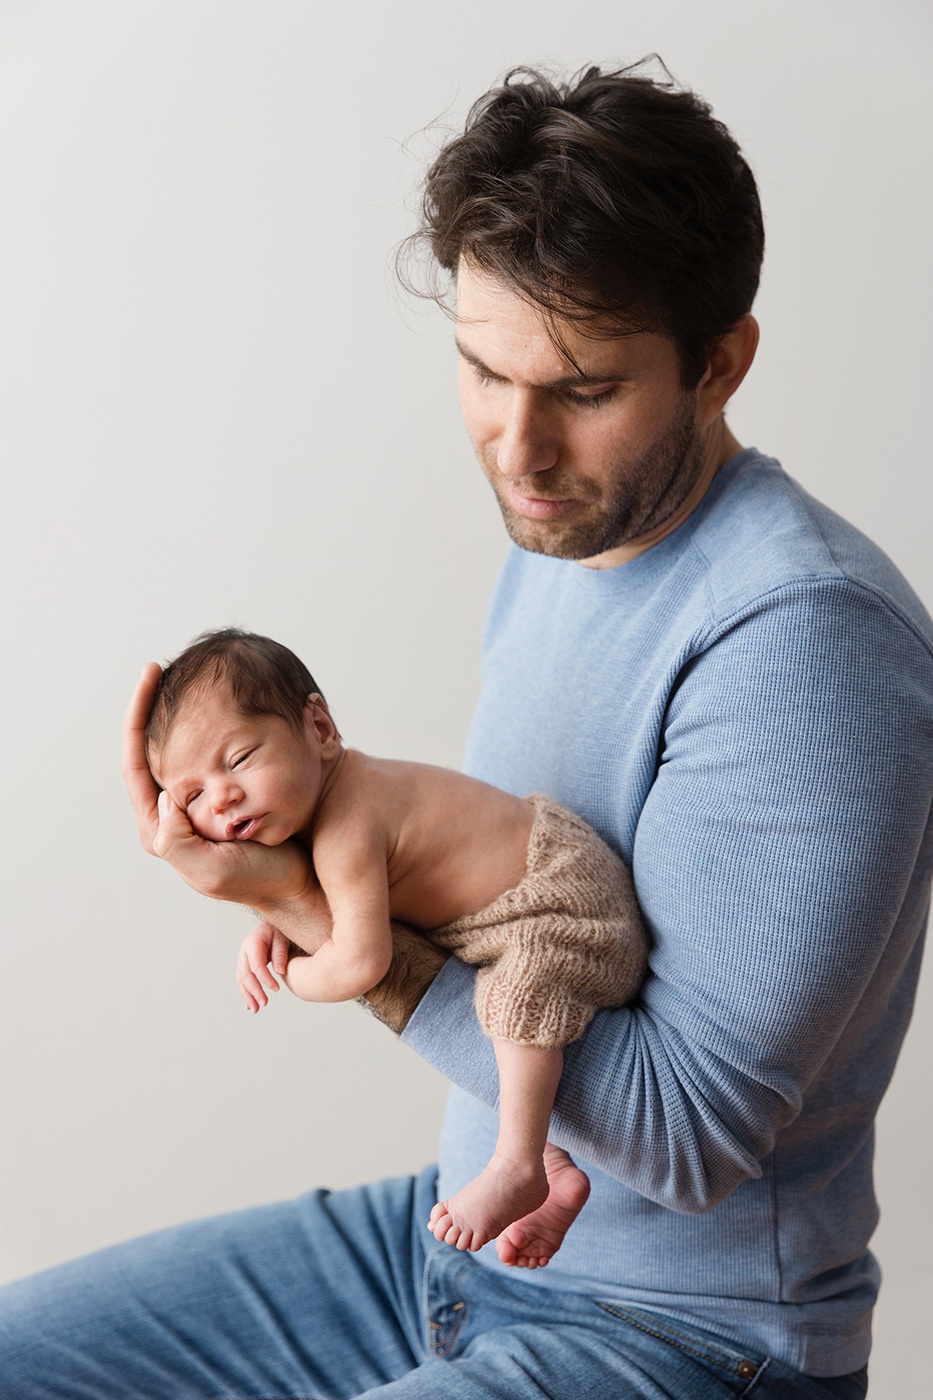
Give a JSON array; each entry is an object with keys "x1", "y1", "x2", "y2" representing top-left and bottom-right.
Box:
[
  {"x1": 496, "y1": 1141, "x2": 591, "y2": 1269},
  {"x1": 428, "y1": 1040, "x2": 562, "y2": 1253}
]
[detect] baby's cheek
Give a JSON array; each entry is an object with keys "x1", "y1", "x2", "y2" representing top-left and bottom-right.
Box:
[{"x1": 187, "y1": 802, "x2": 219, "y2": 841}]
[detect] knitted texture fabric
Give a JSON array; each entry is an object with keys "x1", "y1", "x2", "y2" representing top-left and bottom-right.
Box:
[{"x1": 432, "y1": 794, "x2": 648, "y2": 1048}]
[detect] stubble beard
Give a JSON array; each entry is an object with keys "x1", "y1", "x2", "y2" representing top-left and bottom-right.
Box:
[{"x1": 485, "y1": 394, "x2": 706, "y2": 562}]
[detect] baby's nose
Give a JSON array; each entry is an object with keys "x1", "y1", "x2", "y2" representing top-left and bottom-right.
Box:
[{"x1": 211, "y1": 783, "x2": 242, "y2": 815}]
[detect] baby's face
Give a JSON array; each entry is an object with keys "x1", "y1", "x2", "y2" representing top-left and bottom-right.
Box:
[{"x1": 151, "y1": 687, "x2": 327, "y2": 844}]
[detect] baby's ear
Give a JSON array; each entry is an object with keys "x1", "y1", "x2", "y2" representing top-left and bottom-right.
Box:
[
  {"x1": 305, "y1": 693, "x2": 341, "y2": 748},
  {"x1": 305, "y1": 691, "x2": 330, "y2": 724}
]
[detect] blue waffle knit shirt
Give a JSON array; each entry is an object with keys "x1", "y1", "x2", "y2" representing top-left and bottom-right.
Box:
[{"x1": 403, "y1": 448, "x2": 933, "y2": 1378}]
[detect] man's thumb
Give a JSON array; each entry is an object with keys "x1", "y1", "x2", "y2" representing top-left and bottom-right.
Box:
[{"x1": 153, "y1": 790, "x2": 189, "y2": 858}]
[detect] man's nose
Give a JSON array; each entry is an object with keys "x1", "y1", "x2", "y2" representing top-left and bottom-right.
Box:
[{"x1": 495, "y1": 390, "x2": 559, "y2": 478}]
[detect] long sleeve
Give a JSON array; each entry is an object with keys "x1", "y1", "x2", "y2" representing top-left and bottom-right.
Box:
[
  {"x1": 406, "y1": 580, "x2": 933, "y2": 1212},
  {"x1": 401, "y1": 450, "x2": 933, "y2": 1374}
]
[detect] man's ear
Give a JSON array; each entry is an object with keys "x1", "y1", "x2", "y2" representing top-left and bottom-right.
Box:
[
  {"x1": 695, "y1": 314, "x2": 760, "y2": 428},
  {"x1": 304, "y1": 693, "x2": 342, "y2": 753}
]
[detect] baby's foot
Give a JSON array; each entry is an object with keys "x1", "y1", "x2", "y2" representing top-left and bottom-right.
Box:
[
  {"x1": 496, "y1": 1144, "x2": 591, "y2": 1269},
  {"x1": 427, "y1": 1153, "x2": 550, "y2": 1253}
]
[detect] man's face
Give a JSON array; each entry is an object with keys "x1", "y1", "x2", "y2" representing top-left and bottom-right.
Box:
[
  {"x1": 150, "y1": 687, "x2": 324, "y2": 845},
  {"x1": 455, "y1": 261, "x2": 712, "y2": 567}
]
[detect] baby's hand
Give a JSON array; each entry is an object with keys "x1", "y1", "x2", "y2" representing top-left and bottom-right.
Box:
[{"x1": 236, "y1": 920, "x2": 291, "y2": 1013}]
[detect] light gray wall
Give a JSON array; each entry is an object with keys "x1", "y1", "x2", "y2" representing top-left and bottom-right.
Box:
[{"x1": 0, "y1": 0, "x2": 929, "y2": 1390}]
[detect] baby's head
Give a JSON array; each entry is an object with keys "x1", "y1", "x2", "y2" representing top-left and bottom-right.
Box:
[{"x1": 147, "y1": 628, "x2": 340, "y2": 844}]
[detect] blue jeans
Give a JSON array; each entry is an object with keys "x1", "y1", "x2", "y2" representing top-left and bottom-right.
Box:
[{"x1": 0, "y1": 1167, "x2": 868, "y2": 1399}]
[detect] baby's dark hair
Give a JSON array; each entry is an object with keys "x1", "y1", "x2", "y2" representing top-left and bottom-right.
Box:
[{"x1": 146, "y1": 628, "x2": 327, "y2": 752}]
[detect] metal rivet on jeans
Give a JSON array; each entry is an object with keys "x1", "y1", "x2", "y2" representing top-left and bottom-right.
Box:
[{"x1": 737, "y1": 1360, "x2": 756, "y2": 1379}]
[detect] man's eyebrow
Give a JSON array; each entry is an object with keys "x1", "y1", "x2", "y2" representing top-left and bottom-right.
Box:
[{"x1": 455, "y1": 338, "x2": 626, "y2": 390}]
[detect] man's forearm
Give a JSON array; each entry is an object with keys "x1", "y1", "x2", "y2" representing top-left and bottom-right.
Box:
[
  {"x1": 260, "y1": 894, "x2": 448, "y2": 1034},
  {"x1": 359, "y1": 921, "x2": 449, "y2": 1033},
  {"x1": 247, "y1": 858, "x2": 338, "y2": 955}
]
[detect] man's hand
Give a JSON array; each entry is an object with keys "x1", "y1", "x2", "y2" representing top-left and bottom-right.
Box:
[
  {"x1": 122, "y1": 662, "x2": 164, "y2": 855},
  {"x1": 152, "y1": 789, "x2": 316, "y2": 907}
]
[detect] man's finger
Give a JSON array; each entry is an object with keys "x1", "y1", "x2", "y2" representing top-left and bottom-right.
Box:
[
  {"x1": 150, "y1": 792, "x2": 247, "y2": 900},
  {"x1": 152, "y1": 789, "x2": 199, "y2": 862},
  {"x1": 122, "y1": 662, "x2": 163, "y2": 852}
]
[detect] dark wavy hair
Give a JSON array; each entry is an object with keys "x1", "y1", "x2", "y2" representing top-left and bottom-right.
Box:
[
  {"x1": 146, "y1": 628, "x2": 327, "y2": 752},
  {"x1": 403, "y1": 60, "x2": 764, "y2": 387}
]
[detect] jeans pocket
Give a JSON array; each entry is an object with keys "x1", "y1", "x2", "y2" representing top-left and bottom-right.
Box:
[
  {"x1": 427, "y1": 1297, "x2": 468, "y2": 1357},
  {"x1": 595, "y1": 1302, "x2": 768, "y2": 1395}
]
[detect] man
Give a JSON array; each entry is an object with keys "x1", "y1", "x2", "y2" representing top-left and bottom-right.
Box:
[{"x1": 1, "y1": 62, "x2": 929, "y2": 1399}]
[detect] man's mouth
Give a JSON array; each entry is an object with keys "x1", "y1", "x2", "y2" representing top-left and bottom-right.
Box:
[
  {"x1": 227, "y1": 817, "x2": 261, "y2": 841},
  {"x1": 505, "y1": 482, "x2": 576, "y2": 520}
]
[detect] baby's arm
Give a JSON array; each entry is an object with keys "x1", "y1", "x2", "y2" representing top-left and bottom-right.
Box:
[{"x1": 283, "y1": 832, "x2": 393, "y2": 1003}]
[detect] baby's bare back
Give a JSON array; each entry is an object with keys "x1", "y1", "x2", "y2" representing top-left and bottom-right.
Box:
[{"x1": 317, "y1": 752, "x2": 535, "y2": 930}]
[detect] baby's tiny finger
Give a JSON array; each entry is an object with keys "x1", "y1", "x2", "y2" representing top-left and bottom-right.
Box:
[
  {"x1": 252, "y1": 960, "x2": 280, "y2": 993},
  {"x1": 236, "y1": 972, "x2": 258, "y2": 1012},
  {"x1": 241, "y1": 969, "x2": 269, "y2": 1009}
]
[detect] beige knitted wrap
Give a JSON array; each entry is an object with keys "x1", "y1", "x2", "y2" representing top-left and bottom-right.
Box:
[{"x1": 432, "y1": 793, "x2": 649, "y2": 1049}]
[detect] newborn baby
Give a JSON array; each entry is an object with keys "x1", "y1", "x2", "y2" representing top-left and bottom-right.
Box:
[{"x1": 146, "y1": 628, "x2": 648, "y2": 1268}]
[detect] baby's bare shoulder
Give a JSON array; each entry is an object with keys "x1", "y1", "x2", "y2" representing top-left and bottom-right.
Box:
[
  {"x1": 373, "y1": 759, "x2": 529, "y2": 852},
  {"x1": 314, "y1": 752, "x2": 392, "y2": 851},
  {"x1": 323, "y1": 752, "x2": 530, "y2": 866},
  {"x1": 372, "y1": 759, "x2": 534, "y2": 923},
  {"x1": 372, "y1": 755, "x2": 513, "y2": 814}
]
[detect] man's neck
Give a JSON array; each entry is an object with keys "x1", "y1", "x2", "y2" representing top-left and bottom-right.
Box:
[{"x1": 581, "y1": 418, "x2": 744, "y2": 570}]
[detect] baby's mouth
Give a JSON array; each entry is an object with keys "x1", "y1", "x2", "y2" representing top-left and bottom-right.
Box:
[{"x1": 227, "y1": 817, "x2": 260, "y2": 841}]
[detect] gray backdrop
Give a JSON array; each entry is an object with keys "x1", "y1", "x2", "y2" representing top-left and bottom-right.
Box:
[{"x1": 1, "y1": 0, "x2": 929, "y2": 1390}]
